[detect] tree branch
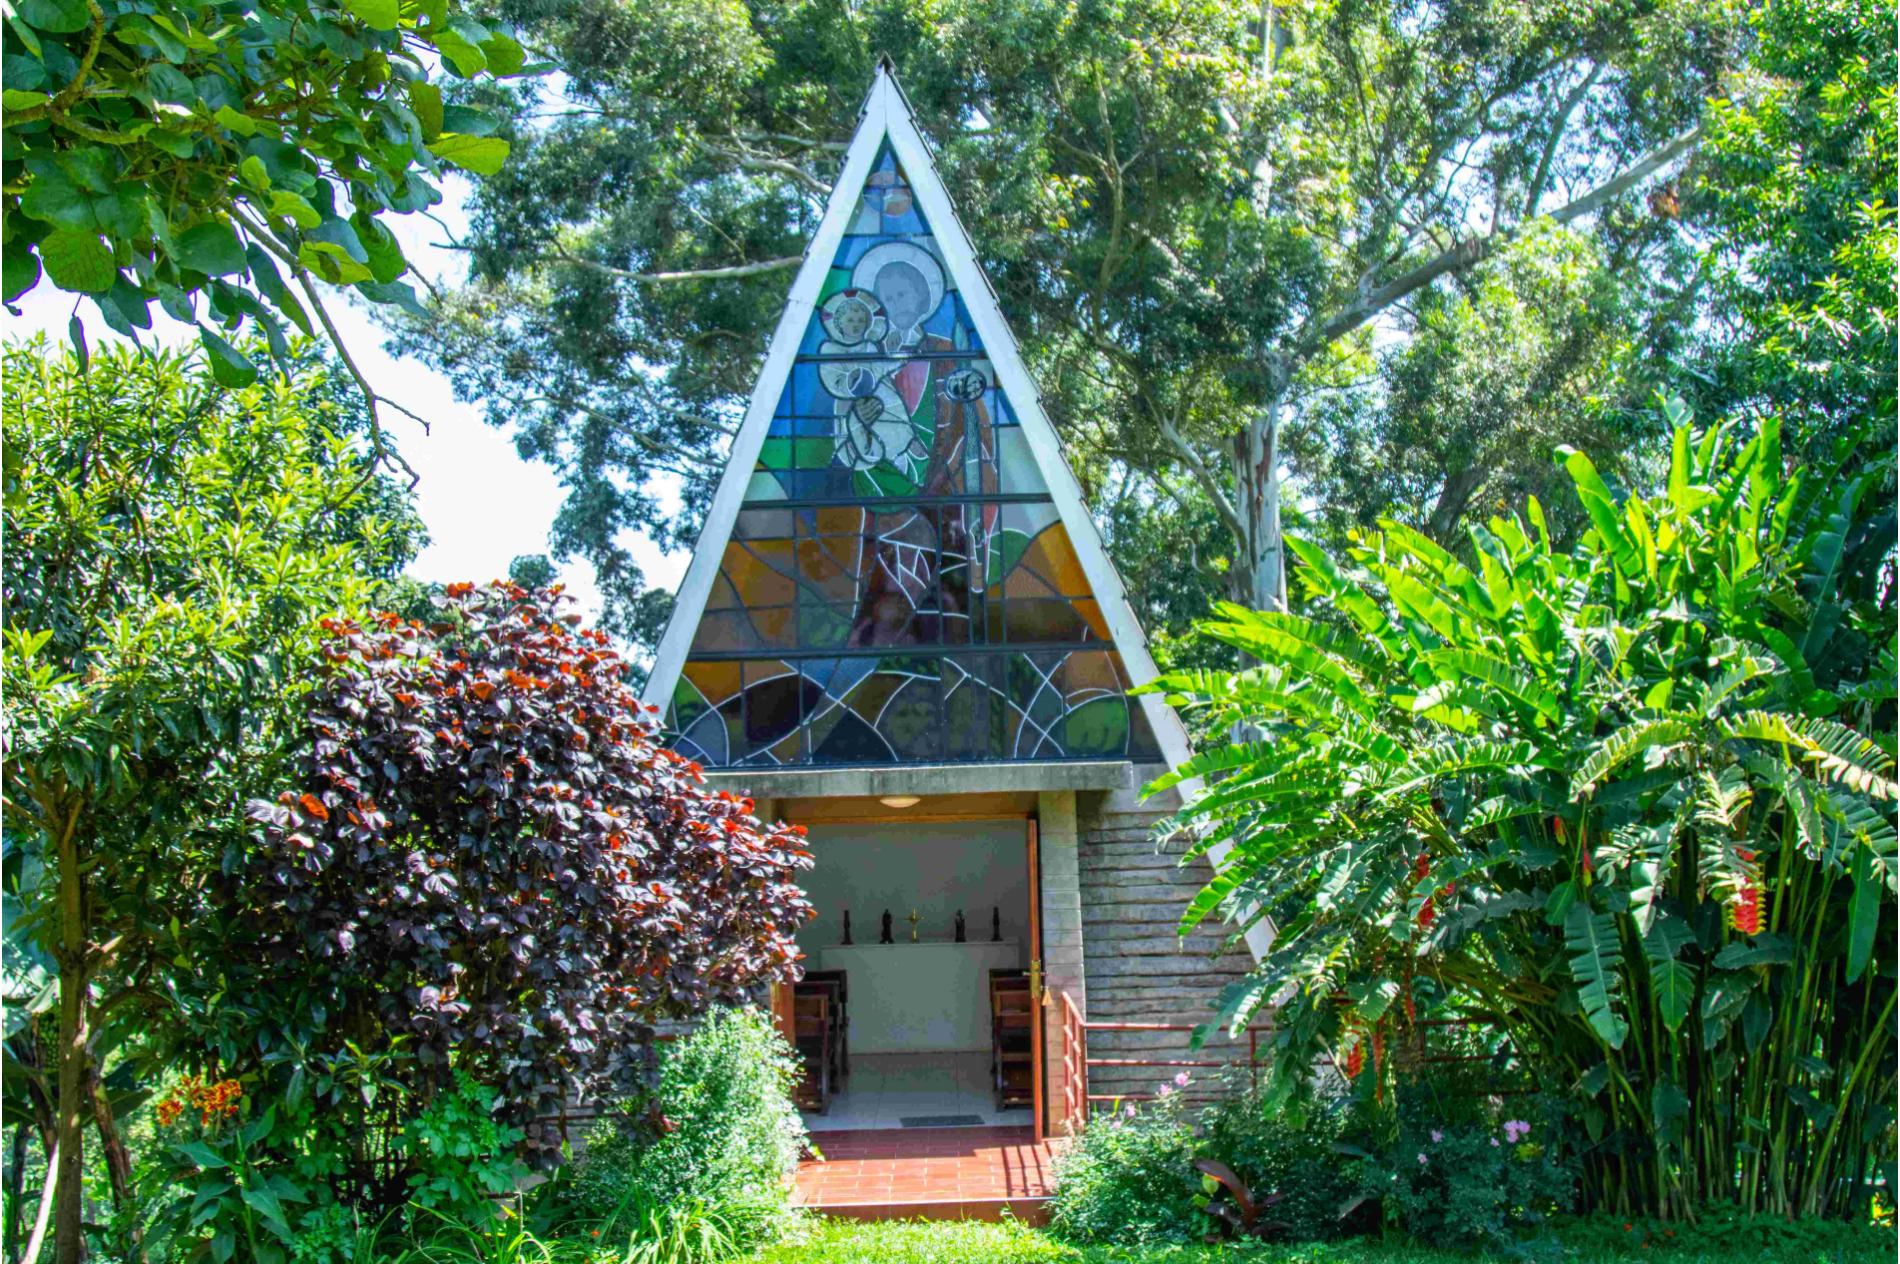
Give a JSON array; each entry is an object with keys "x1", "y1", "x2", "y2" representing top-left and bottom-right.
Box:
[
  {"x1": 1301, "y1": 124, "x2": 1702, "y2": 355},
  {"x1": 231, "y1": 205, "x2": 424, "y2": 486},
  {"x1": 549, "y1": 248, "x2": 804, "y2": 284},
  {"x1": 1525, "y1": 62, "x2": 1605, "y2": 218},
  {"x1": 698, "y1": 140, "x2": 832, "y2": 198},
  {"x1": 1155, "y1": 412, "x2": 1247, "y2": 544}
]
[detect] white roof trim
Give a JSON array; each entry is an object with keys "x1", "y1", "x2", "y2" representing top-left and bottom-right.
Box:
[{"x1": 640, "y1": 65, "x2": 1268, "y2": 962}]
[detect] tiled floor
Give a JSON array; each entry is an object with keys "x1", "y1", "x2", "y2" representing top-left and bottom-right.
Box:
[
  {"x1": 792, "y1": 1125, "x2": 1055, "y2": 1220},
  {"x1": 802, "y1": 1051, "x2": 1032, "y2": 1133}
]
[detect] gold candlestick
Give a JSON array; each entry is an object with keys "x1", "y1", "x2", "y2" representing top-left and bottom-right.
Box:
[{"x1": 907, "y1": 908, "x2": 921, "y2": 942}]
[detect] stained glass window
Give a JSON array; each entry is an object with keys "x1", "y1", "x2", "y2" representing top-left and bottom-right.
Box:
[{"x1": 668, "y1": 145, "x2": 1161, "y2": 767}]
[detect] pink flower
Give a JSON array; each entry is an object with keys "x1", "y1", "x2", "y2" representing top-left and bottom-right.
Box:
[
  {"x1": 1503, "y1": 1119, "x2": 1530, "y2": 1143},
  {"x1": 1124, "y1": 1103, "x2": 1136, "y2": 1119},
  {"x1": 1157, "y1": 1083, "x2": 1173, "y2": 1098},
  {"x1": 1173, "y1": 1071, "x2": 1191, "y2": 1088},
  {"x1": 1430, "y1": 1130, "x2": 1444, "y2": 1144},
  {"x1": 1417, "y1": 1152, "x2": 1429, "y2": 1166},
  {"x1": 1490, "y1": 1138, "x2": 1500, "y2": 1148}
]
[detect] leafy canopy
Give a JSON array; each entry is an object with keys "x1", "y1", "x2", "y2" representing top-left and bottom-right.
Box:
[
  {"x1": 1147, "y1": 411, "x2": 1896, "y2": 1219},
  {"x1": 1687, "y1": 0, "x2": 1897, "y2": 451},
  {"x1": 1, "y1": 0, "x2": 531, "y2": 452},
  {"x1": 1, "y1": 336, "x2": 425, "y2": 1261}
]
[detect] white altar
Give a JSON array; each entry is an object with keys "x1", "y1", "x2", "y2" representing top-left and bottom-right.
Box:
[{"x1": 812, "y1": 940, "x2": 1022, "y2": 1054}]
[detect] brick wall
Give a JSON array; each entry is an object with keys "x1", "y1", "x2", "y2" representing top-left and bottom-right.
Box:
[{"x1": 1073, "y1": 773, "x2": 1259, "y2": 1105}]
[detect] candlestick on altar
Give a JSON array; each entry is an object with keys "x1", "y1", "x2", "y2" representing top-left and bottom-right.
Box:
[{"x1": 907, "y1": 908, "x2": 921, "y2": 943}]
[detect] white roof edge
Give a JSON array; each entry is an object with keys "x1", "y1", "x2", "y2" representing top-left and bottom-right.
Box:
[{"x1": 641, "y1": 73, "x2": 897, "y2": 710}]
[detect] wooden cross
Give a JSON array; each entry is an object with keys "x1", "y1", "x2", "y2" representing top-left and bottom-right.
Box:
[{"x1": 907, "y1": 908, "x2": 921, "y2": 942}]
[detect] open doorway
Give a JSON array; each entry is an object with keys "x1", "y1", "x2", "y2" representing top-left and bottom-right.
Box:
[{"x1": 789, "y1": 816, "x2": 1039, "y2": 1132}]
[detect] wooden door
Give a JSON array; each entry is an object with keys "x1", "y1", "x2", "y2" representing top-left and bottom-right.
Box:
[
  {"x1": 769, "y1": 979, "x2": 796, "y2": 1049},
  {"x1": 1026, "y1": 817, "x2": 1045, "y2": 1141}
]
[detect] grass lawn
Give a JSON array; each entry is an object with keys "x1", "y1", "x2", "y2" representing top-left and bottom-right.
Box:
[{"x1": 737, "y1": 1217, "x2": 1897, "y2": 1264}]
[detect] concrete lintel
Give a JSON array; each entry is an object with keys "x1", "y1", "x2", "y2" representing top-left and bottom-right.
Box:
[{"x1": 700, "y1": 760, "x2": 1135, "y2": 800}]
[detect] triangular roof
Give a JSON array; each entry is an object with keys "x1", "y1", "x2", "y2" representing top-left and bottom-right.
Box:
[{"x1": 641, "y1": 63, "x2": 1194, "y2": 776}]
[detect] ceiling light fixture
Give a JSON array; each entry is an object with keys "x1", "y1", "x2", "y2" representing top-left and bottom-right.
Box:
[{"x1": 878, "y1": 795, "x2": 922, "y2": 809}]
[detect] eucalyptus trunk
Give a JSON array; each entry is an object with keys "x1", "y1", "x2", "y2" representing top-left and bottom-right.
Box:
[{"x1": 1231, "y1": 361, "x2": 1291, "y2": 614}]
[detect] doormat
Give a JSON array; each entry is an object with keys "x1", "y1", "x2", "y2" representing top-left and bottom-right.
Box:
[{"x1": 899, "y1": 1115, "x2": 985, "y2": 1128}]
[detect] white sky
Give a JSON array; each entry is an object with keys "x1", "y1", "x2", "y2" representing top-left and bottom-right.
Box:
[{"x1": 2, "y1": 175, "x2": 692, "y2": 632}]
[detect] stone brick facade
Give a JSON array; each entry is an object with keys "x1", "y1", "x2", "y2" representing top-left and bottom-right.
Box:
[{"x1": 1067, "y1": 772, "x2": 1258, "y2": 1110}]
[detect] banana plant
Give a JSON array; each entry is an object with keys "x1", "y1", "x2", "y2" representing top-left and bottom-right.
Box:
[{"x1": 1145, "y1": 411, "x2": 1897, "y2": 1219}]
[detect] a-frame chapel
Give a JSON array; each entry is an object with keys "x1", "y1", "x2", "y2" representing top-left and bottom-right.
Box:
[{"x1": 642, "y1": 62, "x2": 1264, "y2": 1149}]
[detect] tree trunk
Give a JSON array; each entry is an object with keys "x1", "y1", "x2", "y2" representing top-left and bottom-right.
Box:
[
  {"x1": 1231, "y1": 364, "x2": 1290, "y2": 613},
  {"x1": 85, "y1": 1056, "x2": 134, "y2": 1257},
  {"x1": 52, "y1": 797, "x2": 88, "y2": 1264},
  {"x1": 6, "y1": 1123, "x2": 27, "y2": 1264},
  {"x1": 1425, "y1": 464, "x2": 1487, "y2": 543}
]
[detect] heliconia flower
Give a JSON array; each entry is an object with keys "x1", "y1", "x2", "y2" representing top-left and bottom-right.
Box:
[
  {"x1": 1343, "y1": 1038, "x2": 1365, "y2": 1080},
  {"x1": 1729, "y1": 852, "x2": 1763, "y2": 935}
]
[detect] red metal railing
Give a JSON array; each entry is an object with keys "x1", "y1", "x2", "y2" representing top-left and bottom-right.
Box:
[
  {"x1": 1053, "y1": 991, "x2": 1271, "y2": 1134},
  {"x1": 1081, "y1": 1020, "x2": 1268, "y2": 1104},
  {"x1": 1050, "y1": 997, "x2": 1529, "y2": 1136},
  {"x1": 1058, "y1": 991, "x2": 1088, "y2": 1134}
]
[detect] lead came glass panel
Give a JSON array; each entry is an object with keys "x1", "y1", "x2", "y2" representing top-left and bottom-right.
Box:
[{"x1": 669, "y1": 144, "x2": 1157, "y2": 766}]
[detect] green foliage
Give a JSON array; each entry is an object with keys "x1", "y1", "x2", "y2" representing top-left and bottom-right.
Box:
[
  {"x1": 1147, "y1": 411, "x2": 1897, "y2": 1220},
  {"x1": 1195, "y1": 1090, "x2": 1357, "y2": 1244},
  {"x1": 1688, "y1": 0, "x2": 1897, "y2": 453},
  {"x1": 1048, "y1": 1094, "x2": 1201, "y2": 1244},
  {"x1": 1552, "y1": 1208, "x2": 1898, "y2": 1262},
  {"x1": 569, "y1": 1008, "x2": 806, "y2": 1244},
  {"x1": 397, "y1": 1199, "x2": 563, "y2": 1264},
  {"x1": 1, "y1": 336, "x2": 423, "y2": 1261},
  {"x1": 404, "y1": 1073, "x2": 529, "y2": 1229},
  {"x1": 1, "y1": 0, "x2": 532, "y2": 396},
  {"x1": 1291, "y1": 224, "x2": 1653, "y2": 549},
  {"x1": 613, "y1": 1199, "x2": 744, "y2": 1264},
  {"x1": 1346, "y1": 1107, "x2": 1576, "y2": 1252},
  {"x1": 133, "y1": 1073, "x2": 401, "y2": 1264}
]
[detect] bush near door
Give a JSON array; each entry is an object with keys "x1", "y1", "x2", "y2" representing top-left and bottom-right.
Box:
[{"x1": 568, "y1": 1007, "x2": 808, "y2": 1248}]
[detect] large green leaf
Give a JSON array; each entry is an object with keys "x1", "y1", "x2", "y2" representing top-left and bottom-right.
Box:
[
  {"x1": 175, "y1": 222, "x2": 247, "y2": 277},
  {"x1": 427, "y1": 133, "x2": 511, "y2": 177},
  {"x1": 1565, "y1": 903, "x2": 1628, "y2": 1048},
  {"x1": 39, "y1": 228, "x2": 115, "y2": 293},
  {"x1": 1557, "y1": 446, "x2": 1639, "y2": 575},
  {"x1": 1846, "y1": 840, "x2": 1880, "y2": 984},
  {"x1": 1573, "y1": 718, "x2": 1695, "y2": 799}
]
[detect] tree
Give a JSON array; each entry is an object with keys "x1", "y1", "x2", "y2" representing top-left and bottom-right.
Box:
[
  {"x1": 239, "y1": 582, "x2": 814, "y2": 1165},
  {"x1": 394, "y1": 0, "x2": 1735, "y2": 636},
  {"x1": 1147, "y1": 411, "x2": 1896, "y2": 1218},
  {"x1": 1682, "y1": 0, "x2": 1896, "y2": 453},
  {"x1": 1, "y1": 339, "x2": 422, "y2": 1262},
  {"x1": 1285, "y1": 223, "x2": 1657, "y2": 549},
  {"x1": 1, "y1": 0, "x2": 532, "y2": 463}
]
